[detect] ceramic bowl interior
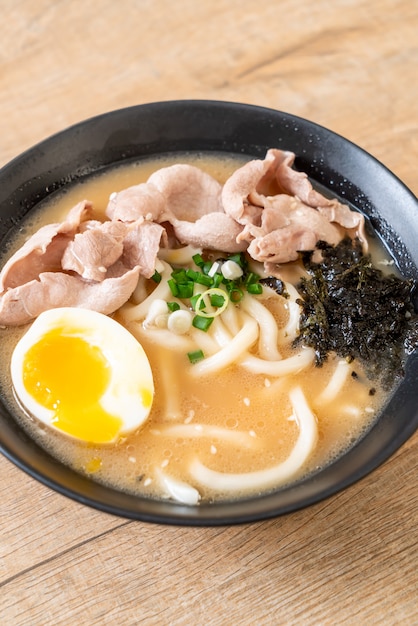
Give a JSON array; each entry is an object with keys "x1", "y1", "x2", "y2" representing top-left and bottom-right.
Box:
[{"x1": 0, "y1": 100, "x2": 417, "y2": 525}]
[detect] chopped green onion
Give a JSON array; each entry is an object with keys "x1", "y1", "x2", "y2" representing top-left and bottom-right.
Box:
[
  {"x1": 152, "y1": 270, "x2": 162, "y2": 283},
  {"x1": 187, "y1": 349, "x2": 205, "y2": 364},
  {"x1": 171, "y1": 268, "x2": 188, "y2": 283},
  {"x1": 202, "y1": 261, "x2": 213, "y2": 275},
  {"x1": 190, "y1": 294, "x2": 204, "y2": 311},
  {"x1": 192, "y1": 315, "x2": 214, "y2": 332},
  {"x1": 168, "y1": 278, "x2": 179, "y2": 297},
  {"x1": 167, "y1": 251, "x2": 264, "y2": 332},
  {"x1": 194, "y1": 288, "x2": 229, "y2": 318},
  {"x1": 210, "y1": 293, "x2": 225, "y2": 308},
  {"x1": 192, "y1": 253, "x2": 205, "y2": 268},
  {"x1": 245, "y1": 272, "x2": 261, "y2": 286},
  {"x1": 212, "y1": 273, "x2": 223, "y2": 287},
  {"x1": 228, "y1": 286, "x2": 244, "y2": 303},
  {"x1": 247, "y1": 282, "x2": 263, "y2": 295},
  {"x1": 177, "y1": 282, "x2": 194, "y2": 298},
  {"x1": 186, "y1": 268, "x2": 199, "y2": 281},
  {"x1": 195, "y1": 273, "x2": 213, "y2": 287}
]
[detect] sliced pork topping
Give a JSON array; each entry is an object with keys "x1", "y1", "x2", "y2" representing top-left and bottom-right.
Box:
[
  {"x1": 0, "y1": 206, "x2": 164, "y2": 324},
  {"x1": 0, "y1": 268, "x2": 141, "y2": 327},
  {"x1": 223, "y1": 149, "x2": 366, "y2": 263},
  {"x1": 106, "y1": 163, "x2": 235, "y2": 252},
  {"x1": 316, "y1": 203, "x2": 366, "y2": 244},
  {"x1": 0, "y1": 200, "x2": 92, "y2": 291},
  {"x1": 106, "y1": 182, "x2": 165, "y2": 223},
  {"x1": 221, "y1": 149, "x2": 285, "y2": 224},
  {"x1": 106, "y1": 166, "x2": 223, "y2": 225},
  {"x1": 237, "y1": 194, "x2": 295, "y2": 241},
  {"x1": 147, "y1": 164, "x2": 223, "y2": 221},
  {"x1": 171, "y1": 213, "x2": 246, "y2": 252},
  {"x1": 246, "y1": 197, "x2": 343, "y2": 264},
  {"x1": 62, "y1": 220, "x2": 128, "y2": 281},
  {"x1": 122, "y1": 221, "x2": 166, "y2": 278},
  {"x1": 272, "y1": 150, "x2": 335, "y2": 207}
]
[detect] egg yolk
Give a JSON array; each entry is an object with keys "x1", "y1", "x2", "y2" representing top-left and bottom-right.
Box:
[{"x1": 22, "y1": 327, "x2": 124, "y2": 443}]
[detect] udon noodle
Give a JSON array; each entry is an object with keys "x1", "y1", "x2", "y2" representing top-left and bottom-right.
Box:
[{"x1": 0, "y1": 152, "x2": 391, "y2": 505}]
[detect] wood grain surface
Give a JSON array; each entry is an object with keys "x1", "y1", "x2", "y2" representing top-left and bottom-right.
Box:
[{"x1": 0, "y1": 1, "x2": 417, "y2": 624}]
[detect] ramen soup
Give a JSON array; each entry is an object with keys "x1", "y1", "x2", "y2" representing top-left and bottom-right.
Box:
[{"x1": 0, "y1": 150, "x2": 413, "y2": 505}]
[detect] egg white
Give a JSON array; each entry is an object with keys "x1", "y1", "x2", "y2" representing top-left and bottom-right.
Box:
[{"x1": 10, "y1": 307, "x2": 154, "y2": 443}]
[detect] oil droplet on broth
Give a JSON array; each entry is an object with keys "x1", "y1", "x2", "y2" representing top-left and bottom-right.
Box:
[{"x1": 85, "y1": 457, "x2": 102, "y2": 473}]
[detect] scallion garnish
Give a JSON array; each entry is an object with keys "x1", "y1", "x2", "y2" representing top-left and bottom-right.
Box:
[
  {"x1": 194, "y1": 273, "x2": 213, "y2": 287},
  {"x1": 152, "y1": 269, "x2": 162, "y2": 283},
  {"x1": 212, "y1": 273, "x2": 223, "y2": 287},
  {"x1": 202, "y1": 261, "x2": 213, "y2": 275},
  {"x1": 210, "y1": 293, "x2": 225, "y2": 308},
  {"x1": 245, "y1": 272, "x2": 261, "y2": 286},
  {"x1": 227, "y1": 285, "x2": 244, "y2": 303},
  {"x1": 187, "y1": 349, "x2": 205, "y2": 364},
  {"x1": 208, "y1": 261, "x2": 220, "y2": 277},
  {"x1": 190, "y1": 294, "x2": 204, "y2": 311},
  {"x1": 186, "y1": 268, "x2": 199, "y2": 282},
  {"x1": 171, "y1": 268, "x2": 188, "y2": 283},
  {"x1": 194, "y1": 288, "x2": 229, "y2": 318},
  {"x1": 247, "y1": 282, "x2": 263, "y2": 295},
  {"x1": 192, "y1": 253, "x2": 205, "y2": 268},
  {"x1": 176, "y1": 282, "x2": 194, "y2": 298},
  {"x1": 165, "y1": 252, "x2": 262, "y2": 339},
  {"x1": 168, "y1": 278, "x2": 179, "y2": 297},
  {"x1": 192, "y1": 315, "x2": 214, "y2": 332}
]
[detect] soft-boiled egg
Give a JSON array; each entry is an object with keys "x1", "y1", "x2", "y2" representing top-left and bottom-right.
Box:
[{"x1": 11, "y1": 307, "x2": 154, "y2": 444}]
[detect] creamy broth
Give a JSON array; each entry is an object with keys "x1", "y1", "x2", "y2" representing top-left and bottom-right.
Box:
[{"x1": 0, "y1": 152, "x2": 388, "y2": 503}]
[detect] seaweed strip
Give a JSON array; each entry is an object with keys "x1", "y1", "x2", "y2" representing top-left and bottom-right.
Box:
[{"x1": 293, "y1": 238, "x2": 418, "y2": 387}]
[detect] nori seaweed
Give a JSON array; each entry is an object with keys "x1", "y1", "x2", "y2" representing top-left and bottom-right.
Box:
[{"x1": 293, "y1": 238, "x2": 418, "y2": 387}]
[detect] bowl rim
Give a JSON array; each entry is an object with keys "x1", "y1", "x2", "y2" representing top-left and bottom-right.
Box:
[{"x1": 0, "y1": 99, "x2": 417, "y2": 526}]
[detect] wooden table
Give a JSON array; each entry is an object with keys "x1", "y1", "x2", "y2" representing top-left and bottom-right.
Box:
[{"x1": 1, "y1": 1, "x2": 417, "y2": 624}]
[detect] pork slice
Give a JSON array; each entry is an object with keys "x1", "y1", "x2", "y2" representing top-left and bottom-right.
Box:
[
  {"x1": 224, "y1": 148, "x2": 367, "y2": 259},
  {"x1": 275, "y1": 151, "x2": 367, "y2": 246},
  {"x1": 235, "y1": 195, "x2": 295, "y2": 245},
  {"x1": 0, "y1": 200, "x2": 92, "y2": 291},
  {"x1": 147, "y1": 164, "x2": 223, "y2": 221},
  {"x1": 248, "y1": 226, "x2": 316, "y2": 264},
  {"x1": 122, "y1": 221, "x2": 166, "y2": 278},
  {"x1": 223, "y1": 147, "x2": 365, "y2": 232},
  {"x1": 222, "y1": 149, "x2": 290, "y2": 224},
  {"x1": 105, "y1": 182, "x2": 165, "y2": 222},
  {"x1": 61, "y1": 221, "x2": 128, "y2": 281},
  {"x1": 248, "y1": 227, "x2": 339, "y2": 265},
  {"x1": 277, "y1": 159, "x2": 367, "y2": 245},
  {"x1": 260, "y1": 195, "x2": 296, "y2": 232},
  {"x1": 78, "y1": 219, "x2": 103, "y2": 232},
  {"x1": 272, "y1": 151, "x2": 333, "y2": 207},
  {"x1": 246, "y1": 198, "x2": 343, "y2": 264},
  {"x1": 172, "y1": 213, "x2": 246, "y2": 252},
  {"x1": 53, "y1": 200, "x2": 93, "y2": 230},
  {"x1": 317, "y1": 202, "x2": 367, "y2": 247},
  {"x1": 221, "y1": 147, "x2": 331, "y2": 217},
  {"x1": 0, "y1": 268, "x2": 141, "y2": 326}
]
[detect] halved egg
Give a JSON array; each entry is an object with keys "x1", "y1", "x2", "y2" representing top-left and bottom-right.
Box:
[{"x1": 11, "y1": 307, "x2": 154, "y2": 444}]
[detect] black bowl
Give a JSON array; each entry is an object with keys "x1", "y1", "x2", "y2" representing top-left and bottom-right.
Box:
[{"x1": 1, "y1": 100, "x2": 417, "y2": 526}]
